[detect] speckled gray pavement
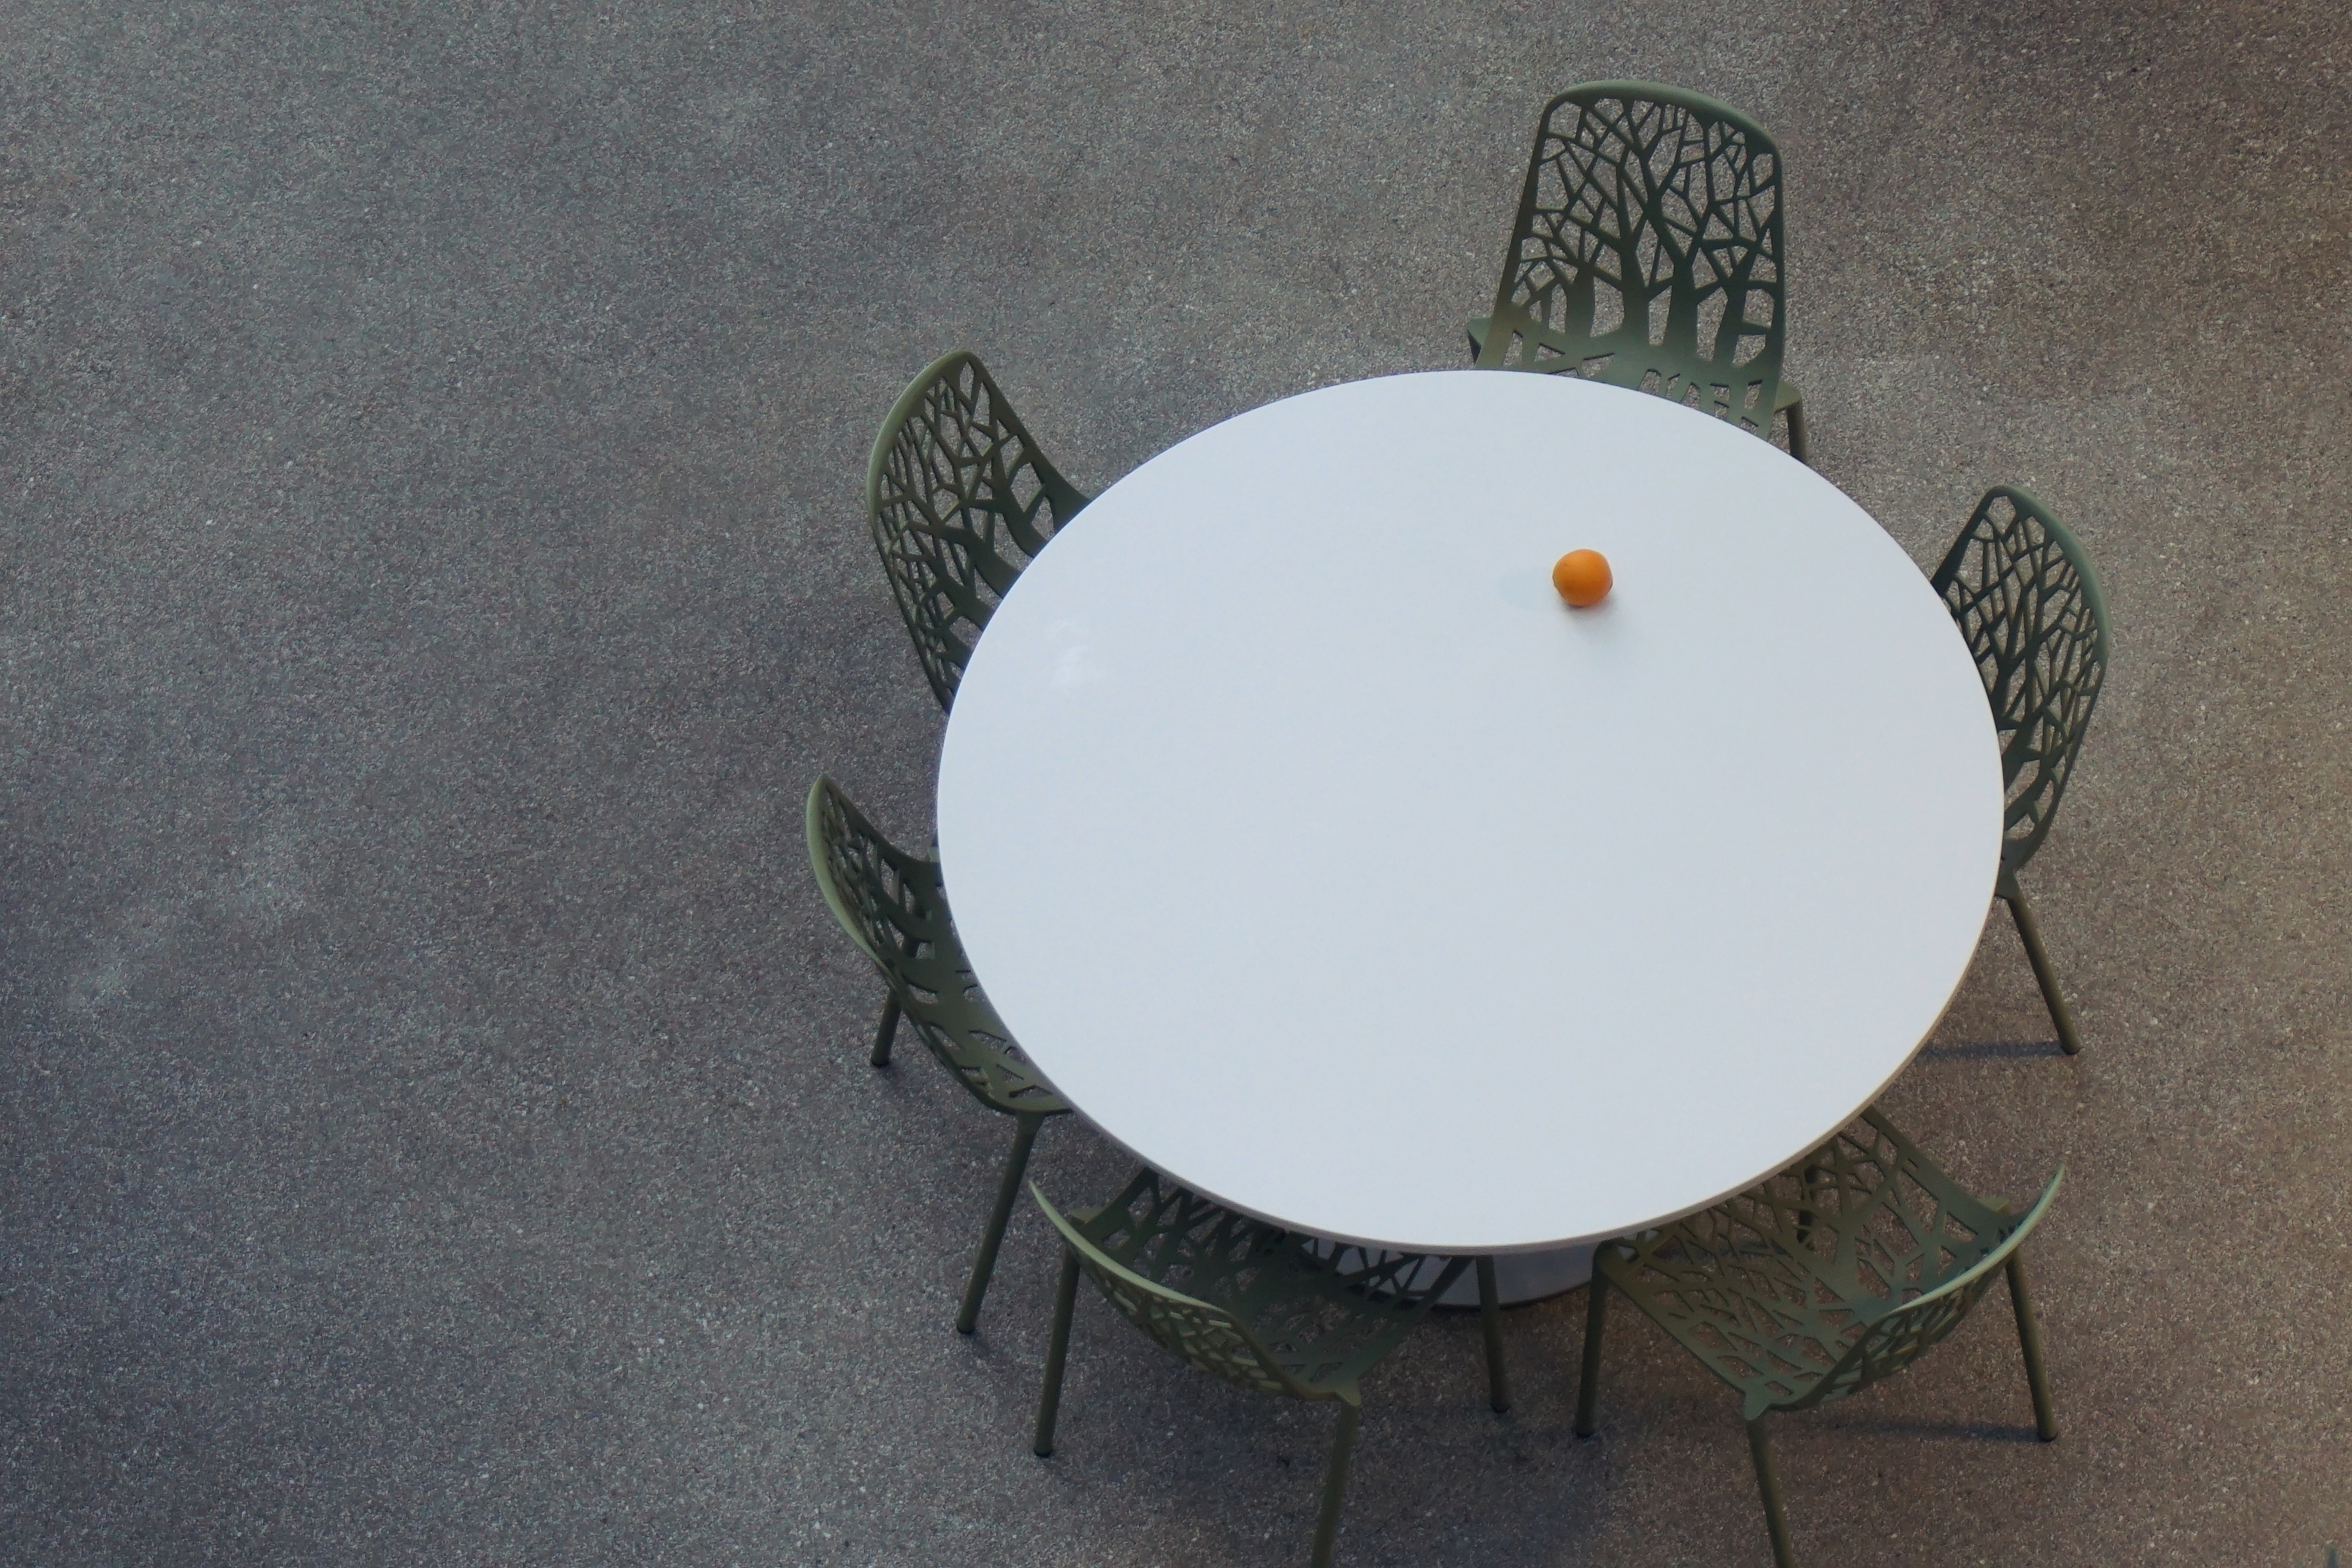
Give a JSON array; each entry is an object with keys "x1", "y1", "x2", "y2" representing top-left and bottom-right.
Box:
[{"x1": 2, "y1": 3, "x2": 2348, "y2": 1564}]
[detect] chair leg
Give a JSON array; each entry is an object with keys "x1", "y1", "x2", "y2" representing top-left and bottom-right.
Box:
[
  {"x1": 2002, "y1": 884, "x2": 2084, "y2": 1055},
  {"x1": 1746, "y1": 1416, "x2": 1798, "y2": 1568},
  {"x1": 2006, "y1": 1254, "x2": 2060, "y2": 1441},
  {"x1": 1033, "y1": 1244, "x2": 1082, "y2": 1457},
  {"x1": 1782, "y1": 395, "x2": 1809, "y2": 466},
  {"x1": 1476, "y1": 1257, "x2": 1510, "y2": 1413},
  {"x1": 957, "y1": 1114, "x2": 1044, "y2": 1334},
  {"x1": 1309, "y1": 1397, "x2": 1362, "y2": 1568},
  {"x1": 1574, "y1": 1269, "x2": 1609, "y2": 1437},
  {"x1": 869, "y1": 993, "x2": 902, "y2": 1067}
]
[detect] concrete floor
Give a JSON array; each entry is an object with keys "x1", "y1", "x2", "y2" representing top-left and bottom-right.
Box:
[{"x1": 3, "y1": 2, "x2": 2348, "y2": 1563}]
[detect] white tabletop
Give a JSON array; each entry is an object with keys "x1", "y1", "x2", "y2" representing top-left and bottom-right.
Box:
[{"x1": 937, "y1": 371, "x2": 2002, "y2": 1255}]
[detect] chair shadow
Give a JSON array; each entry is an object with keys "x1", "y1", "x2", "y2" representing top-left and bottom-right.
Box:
[
  {"x1": 1916, "y1": 1037, "x2": 2066, "y2": 1062},
  {"x1": 1824, "y1": 1415, "x2": 2047, "y2": 1445}
]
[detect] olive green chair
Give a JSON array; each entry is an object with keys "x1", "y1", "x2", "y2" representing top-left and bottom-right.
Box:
[
  {"x1": 1931, "y1": 486, "x2": 2110, "y2": 1056},
  {"x1": 1032, "y1": 1171, "x2": 1509, "y2": 1568},
  {"x1": 867, "y1": 349, "x2": 1091, "y2": 711},
  {"x1": 806, "y1": 775, "x2": 1071, "y2": 1333},
  {"x1": 1467, "y1": 82, "x2": 1808, "y2": 462},
  {"x1": 1575, "y1": 1109, "x2": 2062, "y2": 1568}
]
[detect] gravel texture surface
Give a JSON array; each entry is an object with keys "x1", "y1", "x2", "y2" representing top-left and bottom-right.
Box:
[{"x1": 3, "y1": 2, "x2": 2348, "y2": 1564}]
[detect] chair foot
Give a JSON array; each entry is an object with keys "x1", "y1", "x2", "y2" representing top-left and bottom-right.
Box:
[
  {"x1": 2003, "y1": 882, "x2": 2084, "y2": 1055},
  {"x1": 869, "y1": 993, "x2": 902, "y2": 1067},
  {"x1": 1574, "y1": 1270, "x2": 1608, "y2": 1437},
  {"x1": 1476, "y1": 1257, "x2": 1510, "y2": 1413},
  {"x1": 2007, "y1": 1254, "x2": 2060, "y2": 1441},
  {"x1": 957, "y1": 1115, "x2": 1043, "y2": 1334},
  {"x1": 1033, "y1": 1244, "x2": 1082, "y2": 1456},
  {"x1": 1747, "y1": 1416, "x2": 1798, "y2": 1568},
  {"x1": 1309, "y1": 1398, "x2": 1361, "y2": 1568}
]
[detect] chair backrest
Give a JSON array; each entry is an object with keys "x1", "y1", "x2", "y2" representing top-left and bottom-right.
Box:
[
  {"x1": 804, "y1": 776, "x2": 1066, "y2": 1116},
  {"x1": 1035, "y1": 1176, "x2": 1315, "y2": 1401},
  {"x1": 1476, "y1": 82, "x2": 1788, "y2": 438},
  {"x1": 1036, "y1": 1171, "x2": 1467, "y2": 1401},
  {"x1": 1928, "y1": 487, "x2": 2110, "y2": 873},
  {"x1": 1755, "y1": 1110, "x2": 2062, "y2": 1417},
  {"x1": 865, "y1": 350, "x2": 1090, "y2": 712}
]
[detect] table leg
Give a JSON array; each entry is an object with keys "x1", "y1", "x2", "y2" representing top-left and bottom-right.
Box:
[{"x1": 1436, "y1": 1244, "x2": 1595, "y2": 1307}]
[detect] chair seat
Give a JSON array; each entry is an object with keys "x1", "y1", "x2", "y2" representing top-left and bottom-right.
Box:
[
  {"x1": 807, "y1": 774, "x2": 1071, "y2": 1332},
  {"x1": 806, "y1": 777, "x2": 1069, "y2": 1120},
  {"x1": 1458, "y1": 315, "x2": 1806, "y2": 435},
  {"x1": 1465, "y1": 315, "x2": 1803, "y2": 424},
  {"x1": 1576, "y1": 1105, "x2": 2063, "y2": 1567},
  {"x1": 1058, "y1": 1171, "x2": 1468, "y2": 1399},
  {"x1": 1595, "y1": 1109, "x2": 2059, "y2": 1421},
  {"x1": 1033, "y1": 1172, "x2": 1485, "y2": 1568},
  {"x1": 1595, "y1": 1235, "x2": 1853, "y2": 1418},
  {"x1": 1933, "y1": 487, "x2": 2109, "y2": 1055}
]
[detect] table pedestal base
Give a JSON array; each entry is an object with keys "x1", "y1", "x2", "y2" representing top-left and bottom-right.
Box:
[{"x1": 1437, "y1": 1244, "x2": 1595, "y2": 1308}]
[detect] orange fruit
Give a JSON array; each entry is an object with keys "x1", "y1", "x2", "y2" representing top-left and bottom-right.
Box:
[{"x1": 1552, "y1": 548, "x2": 1612, "y2": 607}]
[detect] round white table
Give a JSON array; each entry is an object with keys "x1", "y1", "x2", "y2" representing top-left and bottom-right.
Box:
[{"x1": 936, "y1": 370, "x2": 2002, "y2": 1303}]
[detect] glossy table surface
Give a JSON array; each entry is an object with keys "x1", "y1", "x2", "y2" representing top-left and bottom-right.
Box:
[{"x1": 938, "y1": 370, "x2": 2001, "y2": 1255}]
